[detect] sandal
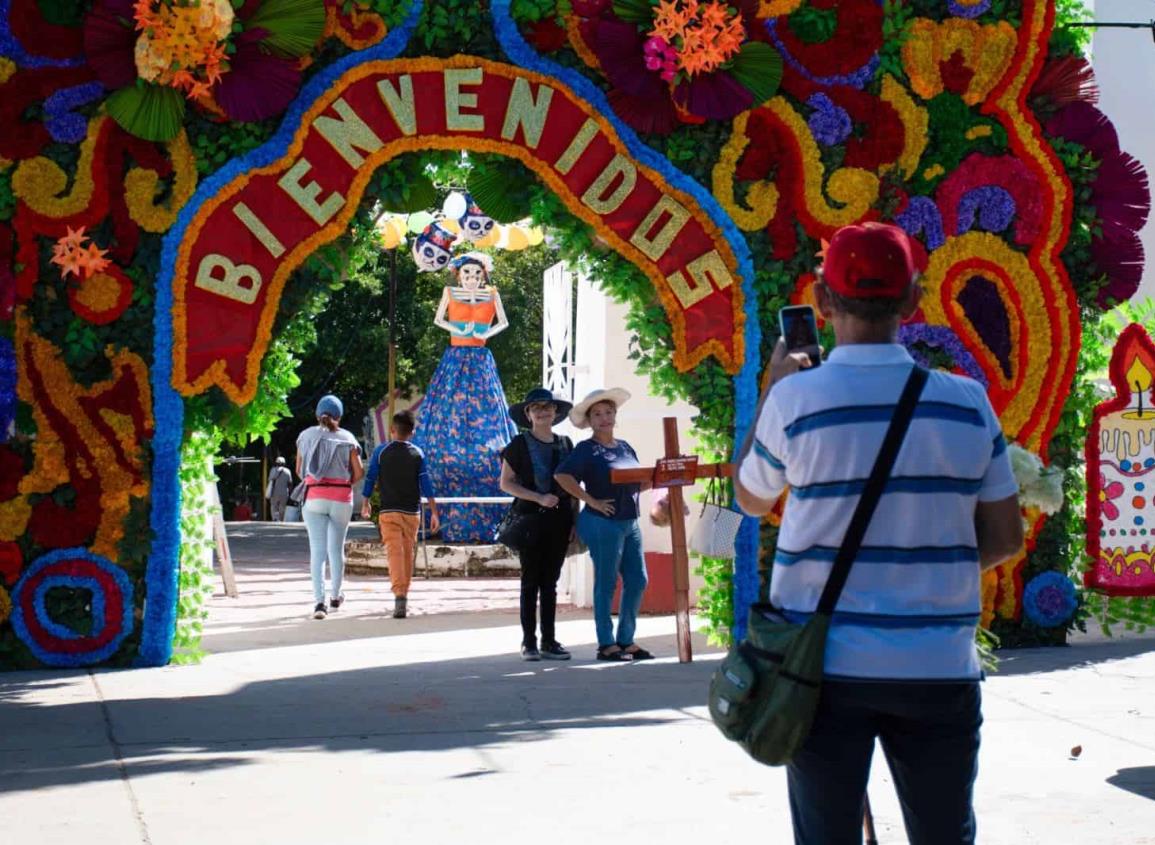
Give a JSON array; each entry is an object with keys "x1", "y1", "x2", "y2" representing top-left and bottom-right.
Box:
[
  {"x1": 596, "y1": 645, "x2": 627, "y2": 661},
  {"x1": 620, "y1": 644, "x2": 654, "y2": 661}
]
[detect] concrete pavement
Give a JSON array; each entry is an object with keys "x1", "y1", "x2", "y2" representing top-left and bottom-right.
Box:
[{"x1": 2, "y1": 523, "x2": 1155, "y2": 844}]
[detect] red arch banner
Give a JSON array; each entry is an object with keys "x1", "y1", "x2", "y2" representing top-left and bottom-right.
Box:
[{"x1": 172, "y1": 56, "x2": 747, "y2": 404}]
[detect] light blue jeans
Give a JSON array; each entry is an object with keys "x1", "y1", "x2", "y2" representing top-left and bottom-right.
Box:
[
  {"x1": 302, "y1": 498, "x2": 354, "y2": 605},
  {"x1": 577, "y1": 509, "x2": 648, "y2": 648}
]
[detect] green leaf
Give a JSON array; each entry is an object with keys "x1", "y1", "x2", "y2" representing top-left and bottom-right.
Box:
[
  {"x1": 612, "y1": 0, "x2": 653, "y2": 24},
  {"x1": 467, "y1": 165, "x2": 534, "y2": 223},
  {"x1": 245, "y1": 0, "x2": 327, "y2": 57},
  {"x1": 730, "y1": 43, "x2": 783, "y2": 107},
  {"x1": 106, "y1": 83, "x2": 185, "y2": 143}
]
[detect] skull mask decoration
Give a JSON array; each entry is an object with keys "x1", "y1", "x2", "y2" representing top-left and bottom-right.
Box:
[
  {"x1": 412, "y1": 222, "x2": 456, "y2": 272},
  {"x1": 458, "y1": 195, "x2": 496, "y2": 243}
]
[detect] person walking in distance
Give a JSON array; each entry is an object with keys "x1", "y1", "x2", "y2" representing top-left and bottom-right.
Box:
[
  {"x1": 297, "y1": 395, "x2": 364, "y2": 620},
  {"x1": 361, "y1": 410, "x2": 441, "y2": 618},
  {"x1": 734, "y1": 222, "x2": 1024, "y2": 845},
  {"x1": 266, "y1": 456, "x2": 293, "y2": 522}
]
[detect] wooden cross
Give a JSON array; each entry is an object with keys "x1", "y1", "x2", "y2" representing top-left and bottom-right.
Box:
[{"x1": 611, "y1": 417, "x2": 733, "y2": 663}]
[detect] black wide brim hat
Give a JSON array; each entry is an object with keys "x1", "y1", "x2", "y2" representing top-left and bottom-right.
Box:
[{"x1": 508, "y1": 388, "x2": 573, "y2": 429}]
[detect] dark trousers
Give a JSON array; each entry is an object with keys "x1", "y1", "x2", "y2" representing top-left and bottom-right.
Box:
[
  {"x1": 518, "y1": 507, "x2": 573, "y2": 648},
  {"x1": 787, "y1": 680, "x2": 982, "y2": 845}
]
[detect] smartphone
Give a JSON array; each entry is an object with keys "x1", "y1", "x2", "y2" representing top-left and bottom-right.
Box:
[{"x1": 778, "y1": 305, "x2": 822, "y2": 368}]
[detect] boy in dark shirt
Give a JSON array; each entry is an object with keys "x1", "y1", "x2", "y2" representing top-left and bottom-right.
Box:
[{"x1": 361, "y1": 410, "x2": 440, "y2": 618}]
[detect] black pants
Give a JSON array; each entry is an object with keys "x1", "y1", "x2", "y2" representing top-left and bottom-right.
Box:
[
  {"x1": 787, "y1": 680, "x2": 982, "y2": 845},
  {"x1": 518, "y1": 507, "x2": 573, "y2": 648}
]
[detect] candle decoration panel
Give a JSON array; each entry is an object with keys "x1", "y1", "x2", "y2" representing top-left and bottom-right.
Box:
[{"x1": 1087, "y1": 323, "x2": 1155, "y2": 595}]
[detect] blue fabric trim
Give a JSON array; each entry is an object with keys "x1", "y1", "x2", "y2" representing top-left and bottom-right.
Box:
[
  {"x1": 784, "y1": 609, "x2": 981, "y2": 628},
  {"x1": 790, "y1": 475, "x2": 985, "y2": 499},
  {"x1": 785, "y1": 401, "x2": 984, "y2": 438},
  {"x1": 146, "y1": 1, "x2": 425, "y2": 666},
  {"x1": 774, "y1": 545, "x2": 979, "y2": 566},
  {"x1": 754, "y1": 438, "x2": 784, "y2": 470},
  {"x1": 992, "y1": 432, "x2": 1007, "y2": 459},
  {"x1": 488, "y1": 0, "x2": 762, "y2": 641}
]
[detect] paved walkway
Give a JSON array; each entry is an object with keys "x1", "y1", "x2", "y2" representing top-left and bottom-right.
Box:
[{"x1": 2, "y1": 523, "x2": 1155, "y2": 843}]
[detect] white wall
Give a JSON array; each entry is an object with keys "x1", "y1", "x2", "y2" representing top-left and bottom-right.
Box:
[
  {"x1": 1092, "y1": 3, "x2": 1155, "y2": 301},
  {"x1": 558, "y1": 276, "x2": 708, "y2": 606}
]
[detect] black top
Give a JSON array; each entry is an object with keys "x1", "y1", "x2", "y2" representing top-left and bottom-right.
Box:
[
  {"x1": 501, "y1": 433, "x2": 574, "y2": 514},
  {"x1": 373, "y1": 441, "x2": 429, "y2": 515}
]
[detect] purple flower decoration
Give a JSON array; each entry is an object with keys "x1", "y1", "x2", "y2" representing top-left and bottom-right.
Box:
[
  {"x1": 0, "y1": 0, "x2": 84, "y2": 68},
  {"x1": 44, "y1": 82, "x2": 105, "y2": 143},
  {"x1": 0, "y1": 336, "x2": 14, "y2": 442},
  {"x1": 957, "y1": 186, "x2": 1016, "y2": 235},
  {"x1": 1021, "y1": 571, "x2": 1078, "y2": 628},
  {"x1": 806, "y1": 93, "x2": 852, "y2": 146},
  {"x1": 948, "y1": 0, "x2": 992, "y2": 19},
  {"x1": 896, "y1": 196, "x2": 946, "y2": 250},
  {"x1": 765, "y1": 20, "x2": 879, "y2": 90},
  {"x1": 898, "y1": 323, "x2": 990, "y2": 387}
]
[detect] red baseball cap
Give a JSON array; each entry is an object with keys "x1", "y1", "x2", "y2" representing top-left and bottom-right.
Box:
[{"x1": 821, "y1": 222, "x2": 916, "y2": 299}]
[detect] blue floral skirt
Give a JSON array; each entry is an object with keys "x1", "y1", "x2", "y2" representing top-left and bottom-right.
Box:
[{"x1": 414, "y1": 346, "x2": 518, "y2": 542}]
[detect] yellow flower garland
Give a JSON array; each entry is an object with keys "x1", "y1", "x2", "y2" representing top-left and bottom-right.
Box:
[
  {"x1": 766, "y1": 97, "x2": 879, "y2": 229},
  {"x1": 902, "y1": 18, "x2": 1018, "y2": 106},
  {"x1": 879, "y1": 75, "x2": 928, "y2": 179},
  {"x1": 124, "y1": 130, "x2": 199, "y2": 233},
  {"x1": 11, "y1": 116, "x2": 103, "y2": 219},
  {"x1": 0, "y1": 585, "x2": 11, "y2": 626},
  {"x1": 15, "y1": 312, "x2": 154, "y2": 557},
  {"x1": 919, "y1": 232, "x2": 1044, "y2": 441},
  {"x1": 711, "y1": 112, "x2": 781, "y2": 232},
  {"x1": 0, "y1": 498, "x2": 32, "y2": 543}
]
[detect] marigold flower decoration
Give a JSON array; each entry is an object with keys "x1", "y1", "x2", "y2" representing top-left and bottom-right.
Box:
[
  {"x1": 83, "y1": 0, "x2": 327, "y2": 142},
  {"x1": 577, "y1": 0, "x2": 783, "y2": 134},
  {"x1": 132, "y1": 0, "x2": 233, "y2": 101},
  {"x1": 649, "y1": 0, "x2": 746, "y2": 77},
  {"x1": 50, "y1": 226, "x2": 111, "y2": 280}
]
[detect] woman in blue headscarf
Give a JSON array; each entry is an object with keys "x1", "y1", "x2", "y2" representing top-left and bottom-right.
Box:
[{"x1": 296, "y1": 395, "x2": 363, "y2": 620}]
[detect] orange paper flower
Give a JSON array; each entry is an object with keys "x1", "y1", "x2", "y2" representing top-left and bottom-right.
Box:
[{"x1": 50, "y1": 226, "x2": 111, "y2": 280}]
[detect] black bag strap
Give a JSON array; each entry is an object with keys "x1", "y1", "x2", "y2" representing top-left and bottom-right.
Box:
[{"x1": 815, "y1": 366, "x2": 929, "y2": 616}]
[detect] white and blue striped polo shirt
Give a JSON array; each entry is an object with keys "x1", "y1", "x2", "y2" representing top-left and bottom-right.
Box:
[{"x1": 738, "y1": 344, "x2": 1018, "y2": 681}]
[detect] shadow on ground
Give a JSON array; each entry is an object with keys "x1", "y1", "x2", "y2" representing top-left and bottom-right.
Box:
[
  {"x1": 1107, "y1": 766, "x2": 1155, "y2": 801},
  {"x1": 0, "y1": 633, "x2": 717, "y2": 796}
]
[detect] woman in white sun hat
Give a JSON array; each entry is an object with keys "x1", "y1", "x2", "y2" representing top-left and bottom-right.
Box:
[{"x1": 555, "y1": 388, "x2": 653, "y2": 661}]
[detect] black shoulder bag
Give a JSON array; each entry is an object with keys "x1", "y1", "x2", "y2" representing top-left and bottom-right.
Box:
[{"x1": 708, "y1": 366, "x2": 928, "y2": 766}]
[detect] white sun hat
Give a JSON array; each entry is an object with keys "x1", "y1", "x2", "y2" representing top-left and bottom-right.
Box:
[{"x1": 569, "y1": 387, "x2": 631, "y2": 429}]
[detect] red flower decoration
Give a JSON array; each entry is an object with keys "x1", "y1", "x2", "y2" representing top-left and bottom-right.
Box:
[
  {"x1": 0, "y1": 542, "x2": 23, "y2": 586},
  {"x1": 28, "y1": 491, "x2": 102, "y2": 550}
]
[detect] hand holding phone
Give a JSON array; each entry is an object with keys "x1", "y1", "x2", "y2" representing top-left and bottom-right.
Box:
[{"x1": 778, "y1": 305, "x2": 822, "y2": 369}]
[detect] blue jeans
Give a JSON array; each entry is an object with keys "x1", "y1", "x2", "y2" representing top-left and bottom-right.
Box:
[
  {"x1": 302, "y1": 498, "x2": 354, "y2": 605},
  {"x1": 577, "y1": 509, "x2": 647, "y2": 648},
  {"x1": 787, "y1": 680, "x2": 982, "y2": 845}
]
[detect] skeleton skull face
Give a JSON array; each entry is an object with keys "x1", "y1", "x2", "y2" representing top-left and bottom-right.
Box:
[
  {"x1": 412, "y1": 232, "x2": 452, "y2": 272},
  {"x1": 457, "y1": 261, "x2": 487, "y2": 290},
  {"x1": 460, "y1": 210, "x2": 496, "y2": 242}
]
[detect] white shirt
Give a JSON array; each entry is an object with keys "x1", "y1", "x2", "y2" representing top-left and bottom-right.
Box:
[{"x1": 738, "y1": 344, "x2": 1018, "y2": 680}]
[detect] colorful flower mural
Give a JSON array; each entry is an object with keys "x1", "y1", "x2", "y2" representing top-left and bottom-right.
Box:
[{"x1": 0, "y1": 0, "x2": 1147, "y2": 666}]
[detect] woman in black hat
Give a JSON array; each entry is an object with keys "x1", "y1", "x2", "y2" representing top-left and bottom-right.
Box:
[{"x1": 499, "y1": 388, "x2": 577, "y2": 661}]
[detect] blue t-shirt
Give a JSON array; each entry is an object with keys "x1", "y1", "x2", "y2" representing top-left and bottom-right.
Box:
[
  {"x1": 526, "y1": 434, "x2": 555, "y2": 493},
  {"x1": 556, "y1": 438, "x2": 642, "y2": 521}
]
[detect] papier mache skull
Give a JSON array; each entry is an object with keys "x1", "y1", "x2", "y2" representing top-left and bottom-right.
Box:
[
  {"x1": 458, "y1": 195, "x2": 496, "y2": 242},
  {"x1": 412, "y1": 222, "x2": 456, "y2": 272}
]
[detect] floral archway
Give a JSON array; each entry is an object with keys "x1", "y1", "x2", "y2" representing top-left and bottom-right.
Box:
[{"x1": 0, "y1": 0, "x2": 1147, "y2": 667}]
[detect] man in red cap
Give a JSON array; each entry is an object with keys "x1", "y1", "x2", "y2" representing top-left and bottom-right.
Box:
[{"x1": 735, "y1": 222, "x2": 1024, "y2": 844}]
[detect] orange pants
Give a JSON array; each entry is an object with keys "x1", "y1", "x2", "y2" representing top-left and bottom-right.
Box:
[{"x1": 378, "y1": 512, "x2": 418, "y2": 597}]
